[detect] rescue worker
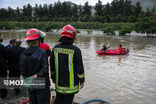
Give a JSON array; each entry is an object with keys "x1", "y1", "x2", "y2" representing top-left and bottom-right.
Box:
[
  {"x1": 19, "y1": 29, "x2": 50, "y2": 104},
  {"x1": 0, "y1": 34, "x2": 8, "y2": 99},
  {"x1": 7, "y1": 39, "x2": 25, "y2": 95},
  {"x1": 50, "y1": 25, "x2": 85, "y2": 104},
  {"x1": 39, "y1": 31, "x2": 51, "y2": 57},
  {"x1": 102, "y1": 45, "x2": 110, "y2": 51},
  {"x1": 117, "y1": 44, "x2": 123, "y2": 53}
]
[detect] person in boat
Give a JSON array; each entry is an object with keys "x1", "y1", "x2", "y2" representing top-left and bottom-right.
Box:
[
  {"x1": 0, "y1": 34, "x2": 8, "y2": 99},
  {"x1": 102, "y1": 45, "x2": 110, "y2": 52},
  {"x1": 50, "y1": 25, "x2": 85, "y2": 104},
  {"x1": 117, "y1": 44, "x2": 123, "y2": 53},
  {"x1": 19, "y1": 28, "x2": 50, "y2": 104}
]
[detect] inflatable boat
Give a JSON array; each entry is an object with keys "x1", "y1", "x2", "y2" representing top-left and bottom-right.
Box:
[{"x1": 96, "y1": 48, "x2": 129, "y2": 55}]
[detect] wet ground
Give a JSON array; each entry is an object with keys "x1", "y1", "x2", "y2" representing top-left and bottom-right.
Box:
[{"x1": 1, "y1": 31, "x2": 156, "y2": 104}]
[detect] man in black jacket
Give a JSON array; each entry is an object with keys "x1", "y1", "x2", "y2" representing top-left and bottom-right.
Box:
[
  {"x1": 50, "y1": 25, "x2": 85, "y2": 104},
  {"x1": 19, "y1": 29, "x2": 50, "y2": 104},
  {"x1": 0, "y1": 34, "x2": 8, "y2": 99},
  {"x1": 7, "y1": 39, "x2": 25, "y2": 95}
]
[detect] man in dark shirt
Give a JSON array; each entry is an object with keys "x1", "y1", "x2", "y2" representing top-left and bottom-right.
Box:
[
  {"x1": 0, "y1": 34, "x2": 8, "y2": 99},
  {"x1": 7, "y1": 39, "x2": 25, "y2": 95}
]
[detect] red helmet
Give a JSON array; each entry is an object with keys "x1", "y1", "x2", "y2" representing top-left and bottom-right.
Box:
[
  {"x1": 61, "y1": 25, "x2": 76, "y2": 39},
  {"x1": 25, "y1": 28, "x2": 41, "y2": 41}
]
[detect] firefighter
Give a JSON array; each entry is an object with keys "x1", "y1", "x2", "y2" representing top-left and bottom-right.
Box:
[
  {"x1": 19, "y1": 29, "x2": 50, "y2": 104},
  {"x1": 50, "y1": 25, "x2": 85, "y2": 104},
  {"x1": 39, "y1": 30, "x2": 51, "y2": 57}
]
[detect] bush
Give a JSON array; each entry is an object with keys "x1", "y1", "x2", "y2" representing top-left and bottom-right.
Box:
[
  {"x1": 101, "y1": 26, "x2": 115, "y2": 35},
  {"x1": 76, "y1": 29, "x2": 81, "y2": 33},
  {"x1": 119, "y1": 23, "x2": 135, "y2": 35},
  {"x1": 87, "y1": 29, "x2": 93, "y2": 34},
  {"x1": 136, "y1": 16, "x2": 156, "y2": 34}
]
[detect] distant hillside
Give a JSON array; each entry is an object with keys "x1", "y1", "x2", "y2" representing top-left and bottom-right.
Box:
[{"x1": 129, "y1": 0, "x2": 156, "y2": 10}]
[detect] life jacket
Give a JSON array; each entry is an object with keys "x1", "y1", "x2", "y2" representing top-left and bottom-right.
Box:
[{"x1": 117, "y1": 46, "x2": 123, "y2": 52}]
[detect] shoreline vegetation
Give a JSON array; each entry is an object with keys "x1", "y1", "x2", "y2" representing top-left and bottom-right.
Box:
[
  {"x1": 0, "y1": 16, "x2": 156, "y2": 36},
  {"x1": 0, "y1": 0, "x2": 156, "y2": 36}
]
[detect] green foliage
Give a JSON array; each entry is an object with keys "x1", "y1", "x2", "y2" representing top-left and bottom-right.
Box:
[
  {"x1": 0, "y1": 19, "x2": 156, "y2": 35},
  {"x1": 83, "y1": 1, "x2": 92, "y2": 15},
  {"x1": 76, "y1": 29, "x2": 80, "y2": 33},
  {"x1": 0, "y1": 22, "x2": 16, "y2": 29},
  {"x1": 87, "y1": 29, "x2": 93, "y2": 34},
  {"x1": 119, "y1": 23, "x2": 135, "y2": 35},
  {"x1": 95, "y1": 0, "x2": 103, "y2": 16},
  {"x1": 0, "y1": 0, "x2": 154, "y2": 23},
  {"x1": 101, "y1": 26, "x2": 115, "y2": 35},
  {"x1": 136, "y1": 16, "x2": 156, "y2": 34}
]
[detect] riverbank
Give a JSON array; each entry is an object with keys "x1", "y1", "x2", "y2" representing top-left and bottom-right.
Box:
[
  {"x1": 0, "y1": 29, "x2": 156, "y2": 37},
  {"x1": 0, "y1": 16, "x2": 156, "y2": 36}
]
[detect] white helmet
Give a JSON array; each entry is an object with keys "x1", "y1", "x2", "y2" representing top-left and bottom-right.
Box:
[{"x1": 40, "y1": 30, "x2": 46, "y2": 38}]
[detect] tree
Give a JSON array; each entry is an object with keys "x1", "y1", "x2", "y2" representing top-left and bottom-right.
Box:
[
  {"x1": 72, "y1": 4, "x2": 78, "y2": 17},
  {"x1": 23, "y1": 4, "x2": 32, "y2": 17},
  {"x1": 82, "y1": 1, "x2": 92, "y2": 15},
  {"x1": 7, "y1": 6, "x2": 16, "y2": 20},
  {"x1": 103, "y1": 3, "x2": 111, "y2": 16},
  {"x1": 123, "y1": 0, "x2": 133, "y2": 16},
  {"x1": 53, "y1": 1, "x2": 62, "y2": 17},
  {"x1": 79, "y1": 4, "x2": 83, "y2": 16},
  {"x1": 134, "y1": 1, "x2": 142, "y2": 16},
  {"x1": 0, "y1": 8, "x2": 8, "y2": 20},
  {"x1": 34, "y1": 4, "x2": 39, "y2": 17},
  {"x1": 61, "y1": 2, "x2": 71, "y2": 17},
  {"x1": 151, "y1": 6, "x2": 156, "y2": 16},
  {"x1": 95, "y1": 0, "x2": 103, "y2": 16},
  {"x1": 48, "y1": 4, "x2": 54, "y2": 19}
]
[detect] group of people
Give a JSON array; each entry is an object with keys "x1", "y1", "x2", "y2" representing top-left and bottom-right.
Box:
[
  {"x1": 102, "y1": 44, "x2": 124, "y2": 53},
  {"x1": 0, "y1": 35, "x2": 25, "y2": 98},
  {"x1": 0, "y1": 24, "x2": 85, "y2": 104}
]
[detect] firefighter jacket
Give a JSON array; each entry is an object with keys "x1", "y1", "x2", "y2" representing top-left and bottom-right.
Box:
[{"x1": 50, "y1": 40, "x2": 85, "y2": 94}]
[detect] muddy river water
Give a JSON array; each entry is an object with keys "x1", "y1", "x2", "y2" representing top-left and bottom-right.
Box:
[{"x1": 2, "y1": 32, "x2": 156, "y2": 104}]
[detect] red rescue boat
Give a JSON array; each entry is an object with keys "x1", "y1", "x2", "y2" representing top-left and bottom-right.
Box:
[{"x1": 96, "y1": 48, "x2": 129, "y2": 55}]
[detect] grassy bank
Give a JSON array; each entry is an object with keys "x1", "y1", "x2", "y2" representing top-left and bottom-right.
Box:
[
  {"x1": 0, "y1": 21, "x2": 126, "y2": 30},
  {"x1": 0, "y1": 16, "x2": 156, "y2": 35}
]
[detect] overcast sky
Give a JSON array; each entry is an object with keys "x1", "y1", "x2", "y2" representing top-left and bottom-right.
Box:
[{"x1": 0, "y1": 0, "x2": 113, "y2": 9}]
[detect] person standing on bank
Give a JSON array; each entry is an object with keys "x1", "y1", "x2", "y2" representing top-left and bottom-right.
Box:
[
  {"x1": 50, "y1": 25, "x2": 85, "y2": 104},
  {"x1": 7, "y1": 39, "x2": 25, "y2": 96},
  {"x1": 5, "y1": 39, "x2": 16, "y2": 48},
  {"x1": 0, "y1": 34, "x2": 8, "y2": 99},
  {"x1": 39, "y1": 30, "x2": 51, "y2": 57},
  {"x1": 19, "y1": 29, "x2": 50, "y2": 104}
]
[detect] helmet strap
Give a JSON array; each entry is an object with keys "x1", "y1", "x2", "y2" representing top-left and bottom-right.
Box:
[{"x1": 74, "y1": 33, "x2": 76, "y2": 39}]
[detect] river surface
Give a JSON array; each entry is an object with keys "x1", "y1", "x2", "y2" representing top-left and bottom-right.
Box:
[{"x1": 1, "y1": 32, "x2": 156, "y2": 104}]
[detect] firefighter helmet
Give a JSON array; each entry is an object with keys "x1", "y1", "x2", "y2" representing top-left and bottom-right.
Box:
[
  {"x1": 25, "y1": 28, "x2": 41, "y2": 41},
  {"x1": 61, "y1": 25, "x2": 76, "y2": 39}
]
